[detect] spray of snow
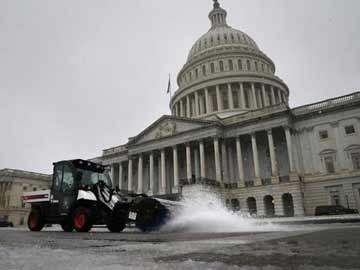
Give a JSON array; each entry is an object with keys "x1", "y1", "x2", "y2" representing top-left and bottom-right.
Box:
[{"x1": 162, "y1": 185, "x2": 285, "y2": 233}]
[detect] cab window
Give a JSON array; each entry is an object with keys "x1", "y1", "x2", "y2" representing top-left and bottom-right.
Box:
[
  {"x1": 53, "y1": 164, "x2": 63, "y2": 191},
  {"x1": 62, "y1": 164, "x2": 75, "y2": 192}
]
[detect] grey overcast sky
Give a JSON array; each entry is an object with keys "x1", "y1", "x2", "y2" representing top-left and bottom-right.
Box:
[{"x1": 0, "y1": 0, "x2": 359, "y2": 173}]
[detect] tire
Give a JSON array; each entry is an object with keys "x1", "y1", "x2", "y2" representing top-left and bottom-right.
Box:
[
  {"x1": 72, "y1": 206, "x2": 93, "y2": 233},
  {"x1": 107, "y1": 202, "x2": 128, "y2": 233},
  {"x1": 28, "y1": 208, "x2": 45, "y2": 232},
  {"x1": 60, "y1": 221, "x2": 74, "y2": 232},
  {"x1": 107, "y1": 220, "x2": 126, "y2": 233},
  {"x1": 135, "y1": 198, "x2": 170, "y2": 232}
]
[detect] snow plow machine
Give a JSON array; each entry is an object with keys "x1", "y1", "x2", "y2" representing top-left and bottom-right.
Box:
[{"x1": 23, "y1": 159, "x2": 178, "y2": 233}]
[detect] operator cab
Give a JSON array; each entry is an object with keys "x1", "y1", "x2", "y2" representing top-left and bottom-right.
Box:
[{"x1": 49, "y1": 159, "x2": 112, "y2": 220}]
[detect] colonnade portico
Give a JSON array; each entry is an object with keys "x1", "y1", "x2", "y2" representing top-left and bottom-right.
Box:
[
  {"x1": 172, "y1": 82, "x2": 288, "y2": 118},
  {"x1": 109, "y1": 126, "x2": 297, "y2": 195}
]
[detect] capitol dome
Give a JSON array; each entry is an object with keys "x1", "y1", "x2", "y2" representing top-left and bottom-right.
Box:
[{"x1": 170, "y1": 0, "x2": 289, "y2": 119}]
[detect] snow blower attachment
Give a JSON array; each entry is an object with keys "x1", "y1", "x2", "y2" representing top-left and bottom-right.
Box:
[{"x1": 23, "y1": 159, "x2": 176, "y2": 233}]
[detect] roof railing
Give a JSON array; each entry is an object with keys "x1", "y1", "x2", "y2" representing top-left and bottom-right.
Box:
[{"x1": 292, "y1": 92, "x2": 360, "y2": 115}]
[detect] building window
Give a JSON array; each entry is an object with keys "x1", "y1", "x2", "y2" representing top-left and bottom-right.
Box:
[
  {"x1": 202, "y1": 65, "x2": 206, "y2": 76},
  {"x1": 246, "y1": 60, "x2": 251, "y2": 71},
  {"x1": 23, "y1": 186, "x2": 27, "y2": 191},
  {"x1": 319, "y1": 130, "x2": 329, "y2": 140},
  {"x1": 195, "y1": 68, "x2": 198, "y2": 79},
  {"x1": 238, "y1": 59, "x2": 242, "y2": 70},
  {"x1": 210, "y1": 63, "x2": 215, "y2": 73},
  {"x1": 262, "y1": 63, "x2": 265, "y2": 72},
  {"x1": 345, "y1": 125, "x2": 355, "y2": 135},
  {"x1": 352, "y1": 152, "x2": 360, "y2": 170},
  {"x1": 219, "y1": 61, "x2": 224, "y2": 72},
  {"x1": 229, "y1": 60, "x2": 233, "y2": 71},
  {"x1": 325, "y1": 156, "x2": 335, "y2": 174},
  {"x1": 255, "y1": 61, "x2": 258, "y2": 71},
  {"x1": 33, "y1": 187, "x2": 37, "y2": 192},
  {"x1": 330, "y1": 190, "x2": 341, "y2": 206}
]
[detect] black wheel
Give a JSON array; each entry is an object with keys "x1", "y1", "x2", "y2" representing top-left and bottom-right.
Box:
[
  {"x1": 72, "y1": 206, "x2": 93, "y2": 233},
  {"x1": 107, "y1": 202, "x2": 128, "y2": 233},
  {"x1": 60, "y1": 220, "x2": 74, "y2": 232},
  {"x1": 28, "y1": 208, "x2": 45, "y2": 232},
  {"x1": 107, "y1": 220, "x2": 126, "y2": 233},
  {"x1": 135, "y1": 198, "x2": 170, "y2": 232}
]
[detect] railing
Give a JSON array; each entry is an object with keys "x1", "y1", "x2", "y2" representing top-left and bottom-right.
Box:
[
  {"x1": 179, "y1": 178, "x2": 220, "y2": 187},
  {"x1": 223, "y1": 103, "x2": 288, "y2": 125},
  {"x1": 103, "y1": 145, "x2": 127, "y2": 156},
  {"x1": 224, "y1": 183, "x2": 238, "y2": 189},
  {"x1": 261, "y1": 178, "x2": 272, "y2": 186},
  {"x1": 292, "y1": 92, "x2": 360, "y2": 116},
  {"x1": 279, "y1": 175, "x2": 290, "y2": 183},
  {"x1": 245, "y1": 181, "x2": 255, "y2": 188}
]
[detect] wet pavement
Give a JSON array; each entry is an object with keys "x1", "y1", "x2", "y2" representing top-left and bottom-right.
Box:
[{"x1": 0, "y1": 224, "x2": 360, "y2": 270}]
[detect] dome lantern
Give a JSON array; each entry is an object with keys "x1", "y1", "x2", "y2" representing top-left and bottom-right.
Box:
[{"x1": 209, "y1": 0, "x2": 228, "y2": 29}]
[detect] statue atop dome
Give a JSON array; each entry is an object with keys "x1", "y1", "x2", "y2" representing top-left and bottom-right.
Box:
[{"x1": 213, "y1": 0, "x2": 220, "y2": 8}]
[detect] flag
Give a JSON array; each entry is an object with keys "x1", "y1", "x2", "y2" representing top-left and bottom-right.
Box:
[{"x1": 166, "y1": 74, "x2": 171, "y2": 94}]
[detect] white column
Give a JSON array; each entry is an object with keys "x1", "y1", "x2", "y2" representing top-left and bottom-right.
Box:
[
  {"x1": 172, "y1": 146, "x2": 179, "y2": 193},
  {"x1": 137, "y1": 155, "x2": 143, "y2": 194},
  {"x1": 285, "y1": 127, "x2": 295, "y2": 173},
  {"x1": 111, "y1": 164, "x2": 116, "y2": 187},
  {"x1": 186, "y1": 96, "x2": 191, "y2": 117},
  {"x1": 267, "y1": 130, "x2": 279, "y2": 180},
  {"x1": 149, "y1": 152, "x2": 154, "y2": 195},
  {"x1": 251, "y1": 133, "x2": 261, "y2": 185},
  {"x1": 118, "y1": 162, "x2": 123, "y2": 190},
  {"x1": 240, "y1": 82, "x2": 245, "y2": 108},
  {"x1": 214, "y1": 138, "x2": 222, "y2": 183},
  {"x1": 205, "y1": 88, "x2": 211, "y2": 114},
  {"x1": 271, "y1": 86, "x2": 276, "y2": 105},
  {"x1": 236, "y1": 137, "x2": 245, "y2": 187},
  {"x1": 216, "y1": 85, "x2": 223, "y2": 111},
  {"x1": 180, "y1": 99, "x2": 184, "y2": 117},
  {"x1": 160, "y1": 149, "x2": 166, "y2": 194},
  {"x1": 228, "y1": 83, "x2": 234, "y2": 110},
  {"x1": 186, "y1": 143, "x2": 192, "y2": 181},
  {"x1": 221, "y1": 140, "x2": 228, "y2": 182},
  {"x1": 194, "y1": 148, "x2": 200, "y2": 181},
  {"x1": 251, "y1": 83, "x2": 258, "y2": 109},
  {"x1": 199, "y1": 140, "x2": 206, "y2": 179},
  {"x1": 127, "y1": 159, "x2": 133, "y2": 192},
  {"x1": 262, "y1": 84, "x2": 269, "y2": 107},
  {"x1": 195, "y1": 91, "x2": 200, "y2": 116}
]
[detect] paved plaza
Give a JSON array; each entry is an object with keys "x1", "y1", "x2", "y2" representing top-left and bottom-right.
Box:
[{"x1": 1, "y1": 224, "x2": 360, "y2": 270}]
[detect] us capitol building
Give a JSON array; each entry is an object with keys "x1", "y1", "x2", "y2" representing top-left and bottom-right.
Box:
[{"x1": 96, "y1": 1, "x2": 360, "y2": 217}]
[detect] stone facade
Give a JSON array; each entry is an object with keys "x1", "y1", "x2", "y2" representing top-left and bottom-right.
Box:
[
  {"x1": 0, "y1": 169, "x2": 51, "y2": 225},
  {"x1": 97, "y1": 1, "x2": 360, "y2": 217}
]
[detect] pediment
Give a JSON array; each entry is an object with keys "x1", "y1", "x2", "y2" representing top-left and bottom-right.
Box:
[{"x1": 131, "y1": 115, "x2": 217, "y2": 145}]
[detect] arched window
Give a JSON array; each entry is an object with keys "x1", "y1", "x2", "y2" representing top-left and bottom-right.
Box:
[
  {"x1": 202, "y1": 65, "x2": 206, "y2": 76},
  {"x1": 210, "y1": 63, "x2": 215, "y2": 73},
  {"x1": 255, "y1": 61, "x2": 258, "y2": 71},
  {"x1": 246, "y1": 60, "x2": 251, "y2": 71},
  {"x1": 204, "y1": 39, "x2": 207, "y2": 47},
  {"x1": 238, "y1": 59, "x2": 242, "y2": 70},
  {"x1": 195, "y1": 68, "x2": 198, "y2": 79},
  {"x1": 210, "y1": 36, "x2": 214, "y2": 44},
  {"x1": 224, "y1": 34, "x2": 228, "y2": 41},
  {"x1": 261, "y1": 63, "x2": 265, "y2": 72},
  {"x1": 229, "y1": 59, "x2": 234, "y2": 71},
  {"x1": 219, "y1": 61, "x2": 224, "y2": 72},
  {"x1": 231, "y1": 34, "x2": 234, "y2": 42}
]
